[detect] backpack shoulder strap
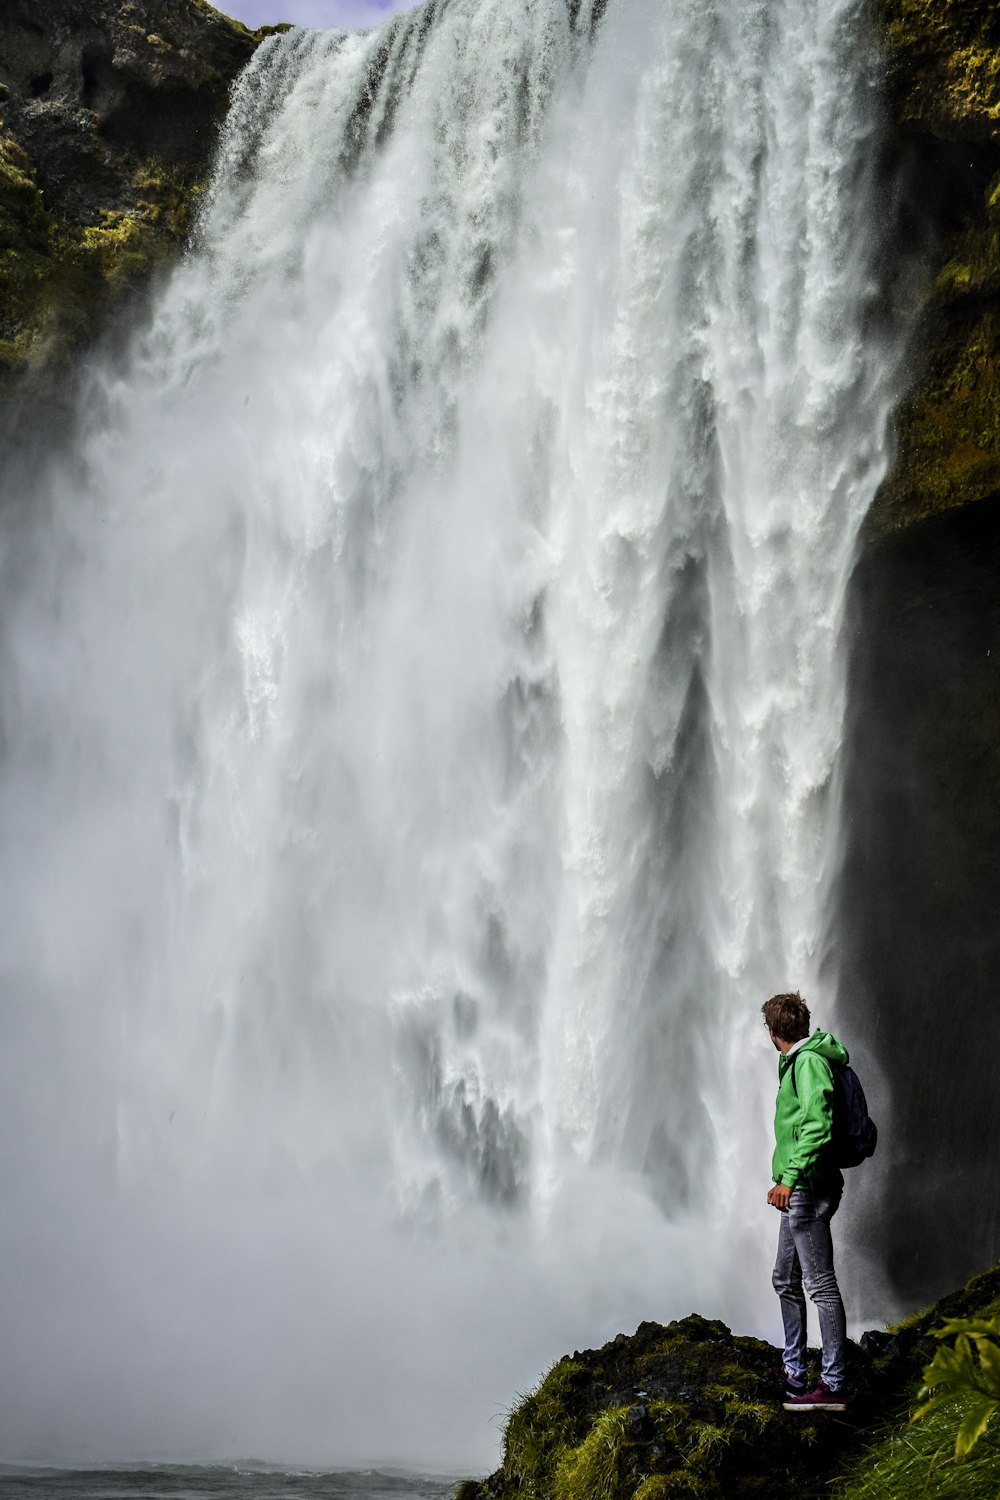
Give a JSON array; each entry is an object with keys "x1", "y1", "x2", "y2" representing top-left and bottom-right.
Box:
[{"x1": 788, "y1": 1050, "x2": 837, "y2": 1098}]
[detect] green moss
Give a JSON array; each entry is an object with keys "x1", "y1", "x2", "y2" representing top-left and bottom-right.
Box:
[
  {"x1": 478, "y1": 1283, "x2": 1000, "y2": 1500},
  {"x1": 703, "y1": 1391, "x2": 775, "y2": 1440},
  {"x1": 451, "y1": 1483, "x2": 482, "y2": 1500},
  {"x1": 132, "y1": 159, "x2": 205, "y2": 239},
  {"x1": 0, "y1": 135, "x2": 53, "y2": 366},
  {"x1": 646, "y1": 1398, "x2": 688, "y2": 1440},
  {"x1": 552, "y1": 1406, "x2": 633, "y2": 1500},
  {"x1": 633, "y1": 1480, "x2": 676, "y2": 1500},
  {"x1": 501, "y1": 1358, "x2": 593, "y2": 1496},
  {"x1": 633, "y1": 1476, "x2": 709, "y2": 1499},
  {"x1": 0, "y1": 0, "x2": 274, "y2": 391},
  {"x1": 871, "y1": 301, "x2": 1000, "y2": 532},
  {"x1": 0, "y1": 118, "x2": 206, "y2": 385},
  {"x1": 879, "y1": 0, "x2": 1000, "y2": 140},
  {"x1": 868, "y1": 0, "x2": 1000, "y2": 533}
]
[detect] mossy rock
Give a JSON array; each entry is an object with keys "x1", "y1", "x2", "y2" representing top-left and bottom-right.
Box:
[
  {"x1": 0, "y1": 0, "x2": 291, "y2": 400},
  {"x1": 457, "y1": 1269, "x2": 1000, "y2": 1500},
  {"x1": 462, "y1": 1315, "x2": 869, "y2": 1500},
  {"x1": 860, "y1": 0, "x2": 1000, "y2": 535},
  {"x1": 878, "y1": 0, "x2": 1000, "y2": 142}
]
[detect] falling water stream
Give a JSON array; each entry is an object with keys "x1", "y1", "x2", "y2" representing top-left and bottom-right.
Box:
[{"x1": 0, "y1": 0, "x2": 899, "y2": 1471}]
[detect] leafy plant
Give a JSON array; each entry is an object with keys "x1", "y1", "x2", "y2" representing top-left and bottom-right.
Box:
[{"x1": 912, "y1": 1314, "x2": 1000, "y2": 1460}]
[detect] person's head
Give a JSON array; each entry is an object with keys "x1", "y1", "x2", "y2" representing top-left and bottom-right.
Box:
[{"x1": 761, "y1": 991, "x2": 811, "y2": 1044}]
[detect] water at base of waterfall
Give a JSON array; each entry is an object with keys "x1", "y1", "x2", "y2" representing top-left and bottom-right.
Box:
[{"x1": 0, "y1": 1466, "x2": 457, "y2": 1499}]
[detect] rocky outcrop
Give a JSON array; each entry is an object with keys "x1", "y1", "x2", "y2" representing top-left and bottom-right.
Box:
[
  {"x1": 871, "y1": 0, "x2": 1000, "y2": 533},
  {"x1": 455, "y1": 1315, "x2": 861, "y2": 1500},
  {"x1": 456, "y1": 1266, "x2": 1000, "y2": 1500},
  {"x1": 0, "y1": 0, "x2": 285, "y2": 386},
  {"x1": 837, "y1": 487, "x2": 1000, "y2": 1306},
  {"x1": 829, "y1": 3, "x2": 1000, "y2": 1313}
]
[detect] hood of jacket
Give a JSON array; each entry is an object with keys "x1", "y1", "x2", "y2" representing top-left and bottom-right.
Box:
[{"x1": 778, "y1": 1029, "x2": 848, "y2": 1081}]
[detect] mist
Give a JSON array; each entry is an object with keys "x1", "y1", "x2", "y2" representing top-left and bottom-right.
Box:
[{"x1": 0, "y1": 0, "x2": 901, "y2": 1469}]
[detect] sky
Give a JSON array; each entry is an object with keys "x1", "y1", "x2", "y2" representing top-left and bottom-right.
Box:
[{"x1": 221, "y1": 0, "x2": 415, "y2": 29}]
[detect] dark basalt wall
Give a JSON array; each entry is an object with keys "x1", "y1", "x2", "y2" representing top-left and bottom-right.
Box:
[
  {"x1": 872, "y1": 0, "x2": 1000, "y2": 534},
  {"x1": 0, "y1": 0, "x2": 282, "y2": 393},
  {"x1": 838, "y1": 496, "x2": 1000, "y2": 1304},
  {"x1": 835, "y1": 1, "x2": 1000, "y2": 1307}
]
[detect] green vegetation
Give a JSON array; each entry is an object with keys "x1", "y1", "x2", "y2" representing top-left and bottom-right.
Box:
[
  {"x1": 0, "y1": 0, "x2": 289, "y2": 393},
  {"x1": 553, "y1": 1406, "x2": 634, "y2": 1500},
  {"x1": 833, "y1": 1295, "x2": 1000, "y2": 1499},
  {"x1": 500, "y1": 1358, "x2": 596, "y2": 1496},
  {"x1": 835, "y1": 1396, "x2": 1000, "y2": 1499},
  {"x1": 879, "y1": 0, "x2": 1000, "y2": 142},
  {"x1": 453, "y1": 1270, "x2": 1000, "y2": 1500},
  {"x1": 0, "y1": 140, "x2": 197, "y2": 376},
  {"x1": 914, "y1": 1312, "x2": 1000, "y2": 1458}
]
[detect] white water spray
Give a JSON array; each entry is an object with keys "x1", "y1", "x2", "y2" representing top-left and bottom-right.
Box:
[{"x1": 0, "y1": 0, "x2": 898, "y2": 1469}]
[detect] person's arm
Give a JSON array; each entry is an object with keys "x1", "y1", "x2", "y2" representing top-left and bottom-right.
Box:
[{"x1": 778, "y1": 1053, "x2": 834, "y2": 1187}]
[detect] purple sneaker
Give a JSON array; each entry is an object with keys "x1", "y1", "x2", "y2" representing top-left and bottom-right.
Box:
[
  {"x1": 781, "y1": 1367, "x2": 809, "y2": 1399},
  {"x1": 782, "y1": 1378, "x2": 848, "y2": 1412}
]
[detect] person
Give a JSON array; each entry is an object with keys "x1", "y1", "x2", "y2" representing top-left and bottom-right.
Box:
[{"x1": 762, "y1": 990, "x2": 849, "y2": 1412}]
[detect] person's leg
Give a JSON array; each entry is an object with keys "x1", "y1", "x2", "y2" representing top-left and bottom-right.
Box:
[
  {"x1": 772, "y1": 1206, "x2": 808, "y2": 1384},
  {"x1": 787, "y1": 1178, "x2": 847, "y2": 1391}
]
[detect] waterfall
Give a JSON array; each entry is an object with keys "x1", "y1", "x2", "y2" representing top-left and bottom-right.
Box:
[{"x1": 0, "y1": 0, "x2": 898, "y2": 1469}]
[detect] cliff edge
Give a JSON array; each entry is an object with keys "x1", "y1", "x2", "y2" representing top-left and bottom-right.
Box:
[
  {"x1": 0, "y1": 0, "x2": 282, "y2": 387},
  {"x1": 5, "y1": 0, "x2": 1000, "y2": 543},
  {"x1": 454, "y1": 1265, "x2": 1000, "y2": 1500}
]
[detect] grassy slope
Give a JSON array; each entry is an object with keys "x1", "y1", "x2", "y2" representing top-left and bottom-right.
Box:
[{"x1": 836, "y1": 1279, "x2": 1000, "y2": 1499}]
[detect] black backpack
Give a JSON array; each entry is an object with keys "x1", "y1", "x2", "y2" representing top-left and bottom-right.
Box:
[{"x1": 790, "y1": 1054, "x2": 877, "y2": 1169}]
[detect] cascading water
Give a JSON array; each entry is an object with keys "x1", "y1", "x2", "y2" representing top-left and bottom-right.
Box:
[{"x1": 0, "y1": 0, "x2": 900, "y2": 1470}]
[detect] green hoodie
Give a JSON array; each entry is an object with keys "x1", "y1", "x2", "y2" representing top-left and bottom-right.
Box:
[{"x1": 771, "y1": 1029, "x2": 849, "y2": 1188}]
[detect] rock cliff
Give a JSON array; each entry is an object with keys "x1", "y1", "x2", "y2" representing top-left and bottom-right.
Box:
[
  {"x1": 873, "y1": 0, "x2": 1000, "y2": 531},
  {"x1": 0, "y1": 0, "x2": 283, "y2": 385},
  {"x1": 835, "y1": 1, "x2": 1000, "y2": 1308},
  {"x1": 4, "y1": 0, "x2": 1000, "y2": 535},
  {"x1": 457, "y1": 1265, "x2": 1000, "y2": 1500},
  {"x1": 4, "y1": 0, "x2": 1000, "y2": 538}
]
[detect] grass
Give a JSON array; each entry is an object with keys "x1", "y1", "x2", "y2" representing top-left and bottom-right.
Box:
[
  {"x1": 835, "y1": 1394, "x2": 1000, "y2": 1499},
  {"x1": 553, "y1": 1406, "x2": 633, "y2": 1500}
]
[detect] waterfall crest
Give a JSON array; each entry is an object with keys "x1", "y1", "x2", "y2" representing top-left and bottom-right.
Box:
[{"x1": 0, "y1": 0, "x2": 899, "y2": 1467}]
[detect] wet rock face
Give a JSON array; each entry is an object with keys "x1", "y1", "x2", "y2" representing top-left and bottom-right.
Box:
[
  {"x1": 0, "y1": 0, "x2": 275, "y2": 388},
  {"x1": 0, "y1": 0, "x2": 259, "y2": 222},
  {"x1": 880, "y1": 0, "x2": 1000, "y2": 145},
  {"x1": 845, "y1": 15, "x2": 1000, "y2": 1256},
  {"x1": 838, "y1": 496, "x2": 1000, "y2": 1305},
  {"x1": 872, "y1": 0, "x2": 1000, "y2": 535}
]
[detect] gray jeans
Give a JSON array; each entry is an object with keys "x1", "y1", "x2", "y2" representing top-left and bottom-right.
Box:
[{"x1": 772, "y1": 1174, "x2": 847, "y2": 1390}]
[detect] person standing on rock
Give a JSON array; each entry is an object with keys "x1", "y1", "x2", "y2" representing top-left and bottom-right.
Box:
[{"x1": 763, "y1": 990, "x2": 850, "y2": 1413}]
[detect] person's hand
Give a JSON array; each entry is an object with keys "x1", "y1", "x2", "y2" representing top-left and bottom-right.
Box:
[{"x1": 767, "y1": 1183, "x2": 792, "y2": 1211}]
